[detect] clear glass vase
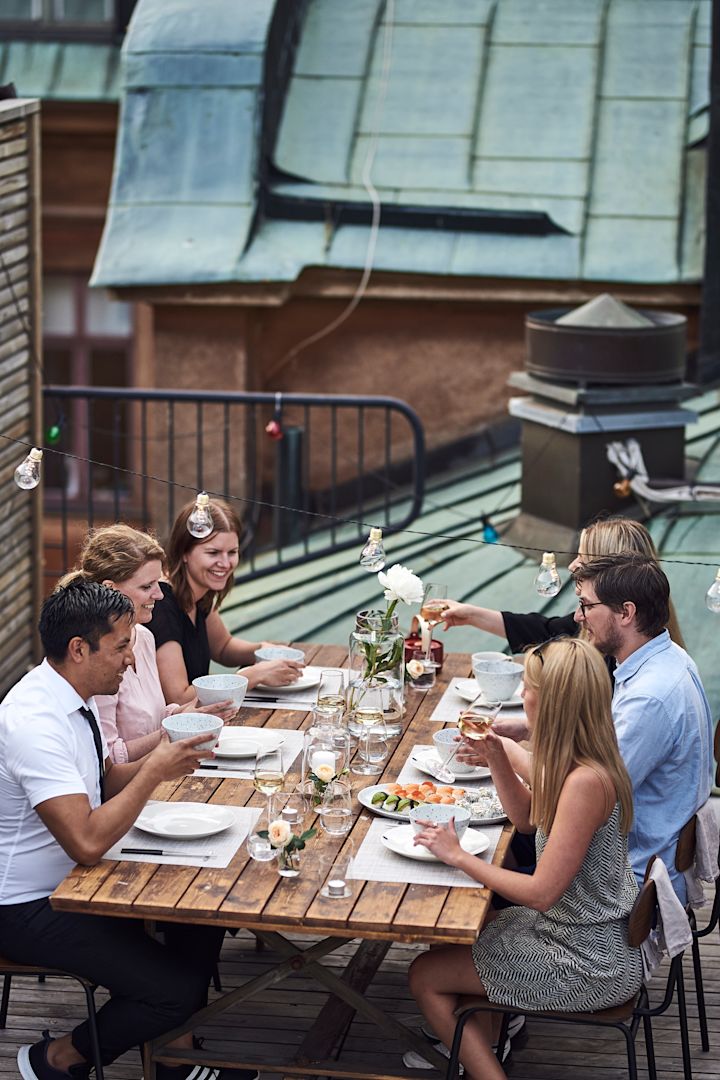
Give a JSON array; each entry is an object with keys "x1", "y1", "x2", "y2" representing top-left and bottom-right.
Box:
[
  {"x1": 277, "y1": 846, "x2": 301, "y2": 877},
  {"x1": 348, "y1": 609, "x2": 405, "y2": 737},
  {"x1": 301, "y1": 724, "x2": 351, "y2": 807}
]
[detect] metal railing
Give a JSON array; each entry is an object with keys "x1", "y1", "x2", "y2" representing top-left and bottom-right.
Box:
[{"x1": 42, "y1": 386, "x2": 425, "y2": 585}]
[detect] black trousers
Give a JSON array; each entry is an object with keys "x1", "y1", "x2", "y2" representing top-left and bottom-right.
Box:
[{"x1": 0, "y1": 897, "x2": 225, "y2": 1067}]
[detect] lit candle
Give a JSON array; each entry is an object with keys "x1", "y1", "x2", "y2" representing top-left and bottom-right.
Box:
[
  {"x1": 281, "y1": 806, "x2": 299, "y2": 823},
  {"x1": 327, "y1": 878, "x2": 346, "y2": 897},
  {"x1": 311, "y1": 750, "x2": 335, "y2": 773}
]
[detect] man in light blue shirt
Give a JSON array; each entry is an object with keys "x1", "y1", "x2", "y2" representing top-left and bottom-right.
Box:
[{"x1": 574, "y1": 556, "x2": 713, "y2": 900}]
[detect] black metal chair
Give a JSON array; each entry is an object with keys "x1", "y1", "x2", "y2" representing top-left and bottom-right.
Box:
[
  {"x1": 444, "y1": 856, "x2": 692, "y2": 1080},
  {"x1": 679, "y1": 730, "x2": 720, "y2": 1055},
  {"x1": 0, "y1": 956, "x2": 104, "y2": 1078}
]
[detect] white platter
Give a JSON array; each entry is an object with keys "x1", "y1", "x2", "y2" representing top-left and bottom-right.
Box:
[
  {"x1": 381, "y1": 823, "x2": 490, "y2": 862},
  {"x1": 358, "y1": 784, "x2": 467, "y2": 822},
  {"x1": 254, "y1": 666, "x2": 322, "y2": 693},
  {"x1": 454, "y1": 678, "x2": 524, "y2": 709},
  {"x1": 410, "y1": 747, "x2": 491, "y2": 781},
  {"x1": 134, "y1": 802, "x2": 235, "y2": 840}
]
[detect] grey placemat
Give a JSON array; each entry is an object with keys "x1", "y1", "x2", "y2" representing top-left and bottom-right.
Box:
[
  {"x1": 352, "y1": 817, "x2": 503, "y2": 889},
  {"x1": 429, "y1": 678, "x2": 526, "y2": 724},
  {"x1": 104, "y1": 804, "x2": 262, "y2": 867},
  {"x1": 195, "y1": 727, "x2": 304, "y2": 779}
]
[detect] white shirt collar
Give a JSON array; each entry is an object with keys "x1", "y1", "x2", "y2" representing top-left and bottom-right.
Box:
[{"x1": 39, "y1": 658, "x2": 94, "y2": 717}]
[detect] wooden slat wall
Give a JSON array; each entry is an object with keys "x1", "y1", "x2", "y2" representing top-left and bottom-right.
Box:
[{"x1": 0, "y1": 98, "x2": 42, "y2": 697}]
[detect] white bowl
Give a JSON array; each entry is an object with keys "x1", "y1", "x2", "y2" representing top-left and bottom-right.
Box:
[
  {"x1": 254, "y1": 645, "x2": 305, "y2": 663},
  {"x1": 472, "y1": 661, "x2": 524, "y2": 702},
  {"x1": 162, "y1": 713, "x2": 224, "y2": 751},
  {"x1": 432, "y1": 728, "x2": 476, "y2": 776},
  {"x1": 192, "y1": 673, "x2": 248, "y2": 708},
  {"x1": 409, "y1": 802, "x2": 471, "y2": 839},
  {"x1": 471, "y1": 651, "x2": 513, "y2": 671}
]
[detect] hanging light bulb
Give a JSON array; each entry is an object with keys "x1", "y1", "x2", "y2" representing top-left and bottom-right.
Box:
[
  {"x1": 481, "y1": 513, "x2": 499, "y2": 544},
  {"x1": 187, "y1": 492, "x2": 213, "y2": 539},
  {"x1": 705, "y1": 569, "x2": 720, "y2": 613},
  {"x1": 14, "y1": 447, "x2": 43, "y2": 490},
  {"x1": 360, "y1": 527, "x2": 386, "y2": 572},
  {"x1": 535, "y1": 551, "x2": 561, "y2": 598}
]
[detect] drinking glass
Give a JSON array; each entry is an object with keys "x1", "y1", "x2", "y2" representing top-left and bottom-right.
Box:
[
  {"x1": 316, "y1": 668, "x2": 347, "y2": 711},
  {"x1": 269, "y1": 788, "x2": 306, "y2": 829},
  {"x1": 317, "y1": 780, "x2": 353, "y2": 836},
  {"x1": 253, "y1": 745, "x2": 285, "y2": 797},
  {"x1": 319, "y1": 841, "x2": 356, "y2": 899},
  {"x1": 246, "y1": 805, "x2": 275, "y2": 862},
  {"x1": 350, "y1": 686, "x2": 388, "y2": 777},
  {"x1": 420, "y1": 583, "x2": 449, "y2": 659}
]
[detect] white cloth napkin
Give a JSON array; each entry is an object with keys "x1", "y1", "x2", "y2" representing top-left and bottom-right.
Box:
[
  {"x1": 641, "y1": 857, "x2": 692, "y2": 980},
  {"x1": 683, "y1": 799, "x2": 720, "y2": 909}
]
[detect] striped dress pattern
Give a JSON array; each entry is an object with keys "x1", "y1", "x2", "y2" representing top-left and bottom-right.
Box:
[{"x1": 472, "y1": 803, "x2": 644, "y2": 1011}]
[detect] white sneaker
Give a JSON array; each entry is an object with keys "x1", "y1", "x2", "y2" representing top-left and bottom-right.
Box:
[{"x1": 402, "y1": 1037, "x2": 510, "y2": 1071}]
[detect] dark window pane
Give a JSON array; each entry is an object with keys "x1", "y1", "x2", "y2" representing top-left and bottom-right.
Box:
[
  {"x1": 57, "y1": 0, "x2": 111, "y2": 22},
  {"x1": 0, "y1": 1, "x2": 37, "y2": 19}
]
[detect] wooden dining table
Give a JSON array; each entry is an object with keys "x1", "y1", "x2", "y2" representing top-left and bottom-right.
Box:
[{"x1": 50, "y1": 644, "x2": 513, "y2": 1079}]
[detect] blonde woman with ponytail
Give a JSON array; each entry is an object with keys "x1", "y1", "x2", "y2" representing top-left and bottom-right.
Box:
[
  {"x1": 59, "y1": 525, "x2": 234, "y2": 763},
  {"x1": 407, "y1": 638, "x2": 642, "y2": 1079}
]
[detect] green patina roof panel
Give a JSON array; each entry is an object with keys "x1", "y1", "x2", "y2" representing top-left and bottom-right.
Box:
[
  {"x1": 475, "y1": 44, "x2": 598, "y2": 161},
  {"x1": 358, "y1": 25, "x2": 487, "y2": 138},
  {"x1": 591, "y1": 99, "x2": 687, "y2": 218},
  {"x1": 293, "y1": 0, "x2": 380, "y2": 78},
  {"x1": 91, "y1": 0, "x2": 712, "y2": 289},
  {"x1": 0, "y1": 41, "x2": 119, "y2": 102}
]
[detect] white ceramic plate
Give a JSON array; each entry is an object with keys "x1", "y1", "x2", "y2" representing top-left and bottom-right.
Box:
[
  {"x1": 213, "y1": 728, "x2": 284, "y2": 758},
  {"x1": 454, "y1": 678, "x2": 524, "y2": 709},
  {"x1": 254, "y1": 666, "x2": 323, "y2": 693},
  {"x1": 381, "y1": 823, "x2": 490, "y2": 862},
  {"x1": 358, "y1": 784, "x2": 467, "y2": 821},
  {"x1": 134, "y1": 802, "x2": 235, "y2": 840},
  {"x1": 411, "y1": 747, "x2": 491, "y2": 781},
  {"x1": 213, "y1": 739, "x2": 261, "y2": 759}
]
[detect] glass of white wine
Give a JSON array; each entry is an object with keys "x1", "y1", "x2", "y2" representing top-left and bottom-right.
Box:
[
  {"x1": 350, "y1": 687, "x2": 388, "y2": 776},
  {"x1": 317, "y1": 668, "x2": 347, "y2": 711},
  {"x1": 420, "y1": 582, "x2": 449, "y2": 659},
  {"x1": 253, "y1": 745, "x2": 285, "y2": 798}
]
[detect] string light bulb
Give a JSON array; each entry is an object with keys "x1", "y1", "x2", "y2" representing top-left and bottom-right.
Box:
[
  {"x1": 705, "y1": 569, "x2": 720, "y2": 613},
  {"x1": 14, "y1": 447, "x2": 43, "y2": 490},
  {"x1": 481, "y1": 514, "x2": 499, "y2": 544},
  {"x1": 187, "y1": 492, "x2": 213, "y2": 539},
  {"x1": 360, "y1": 527, "x2": 386, "y2": 572},
  {"x1": 535, "y1": 551, "x2": 561, "y2": 598}
]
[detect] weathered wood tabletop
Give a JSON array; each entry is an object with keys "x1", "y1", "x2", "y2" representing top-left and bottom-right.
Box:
[{"x1": 50, "y1": 644, "x2": 513, "y2": 1079}]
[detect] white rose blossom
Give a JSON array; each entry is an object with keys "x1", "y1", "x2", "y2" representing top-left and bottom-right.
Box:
[
  {"x1": 268, "y1": 819, "x2": 292, "y2": 848},
  {"x1": 377, "y1": 564, "x2": 424, "y2": 607},
  {"x1": 406, "y1": 659, "x2": 425, "y2": 679},
  {"x1": 314, "y1": 762, "x2": 336, "y2": 783}
]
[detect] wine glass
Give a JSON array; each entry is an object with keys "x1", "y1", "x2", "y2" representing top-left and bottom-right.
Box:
[
  {"x1": 253, "y1": 745, "x2": 285, "y2": 798},
  {"x1": 350, "y1": 687, "x2": 389, "y2": 776},
  {"x1": 420, "y1": 582, "x2": 449, "y2": 659},
  {"x1": 317, "y1": 668, "x2": 347, "y2": 711},
  {"x1": 317, "y1": 780, "x2": 353, "y2": 836}
]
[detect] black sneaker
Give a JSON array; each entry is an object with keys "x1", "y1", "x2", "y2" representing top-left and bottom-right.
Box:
[
  {"x1": 17, "y1": 1031, "x2": 90, "y2": 1080},
  {"x1": 156, "y1": 1066, "x2": 260, "y2": 1080}
]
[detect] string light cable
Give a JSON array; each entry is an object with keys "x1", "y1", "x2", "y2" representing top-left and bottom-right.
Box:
[{"x1": 5, "y1": 429, "x2": 720, "y2": 573}]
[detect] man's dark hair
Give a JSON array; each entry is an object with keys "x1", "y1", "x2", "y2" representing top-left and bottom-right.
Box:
[
  {"x1": 40, "y1": 580, "x2": 134, "y2": 662},
  {"x1": 573, "y1": 555, "x2": 670, "y2": 639}
]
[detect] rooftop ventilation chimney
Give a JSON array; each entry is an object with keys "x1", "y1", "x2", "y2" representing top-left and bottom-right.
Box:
[{"x1": 504, "y1": 294, "x2": 696, "y2": 554}]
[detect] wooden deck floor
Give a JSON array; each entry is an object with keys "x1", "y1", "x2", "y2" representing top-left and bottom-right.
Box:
[{"x1": 1, "y1": 910, "x2": 719, "y2": 1080}]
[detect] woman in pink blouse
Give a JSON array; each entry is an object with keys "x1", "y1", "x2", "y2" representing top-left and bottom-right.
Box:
[{"x1": 58, "y1": 525, "x2": 234, "y2": 763}]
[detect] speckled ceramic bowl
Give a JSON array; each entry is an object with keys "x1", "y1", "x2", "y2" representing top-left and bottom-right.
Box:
[
  {"x1": 254, "y1": 646, "x2": 305, "y2": 664},
  {"x1": 472, "y1": 660, "x2": 524, "y2": 701},
  {"x1": 409, "y1": 802, "x2": 471, "y2": 839},
  {"x1": 432, "y1": 727, "x2": 477, "y2": 776},
  {"x1": 192, "y1": 673, "x2": 248, "y2": 708},
  {"x1": 161, "y1": 713, "x2": 223, "y2": 751}
]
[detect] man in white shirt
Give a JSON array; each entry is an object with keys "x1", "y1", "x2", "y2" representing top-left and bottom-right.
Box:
[{"x1": 0, "y1": 580, "x2": 258, "y2": 1080}]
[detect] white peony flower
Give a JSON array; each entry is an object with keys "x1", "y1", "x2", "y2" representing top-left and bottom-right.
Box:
[
  {"x1": 378, "y1": 564, "x2": 424, "y2": 606},
  {"x1": 268, "y1": 819, "x2": 292, "y2": 847},
  {"x1": 314, "y1": 762, "x2": 336, "y2": 783}
]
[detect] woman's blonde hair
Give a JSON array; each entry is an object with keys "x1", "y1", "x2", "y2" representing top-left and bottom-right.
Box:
[
  {"x1": 166, "y1": 497, "x2": 243, "y2": 616},
  {"x1": 578, "y1": 516, "x2": 685, "y2": 648},
  {"x1": 57, "y1": 524, "x2": 166, "y2": 589},
  {"x1": 524, "y1": 637, "x2": 634, "y2": 836}
]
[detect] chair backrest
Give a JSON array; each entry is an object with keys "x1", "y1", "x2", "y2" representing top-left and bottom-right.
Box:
[
  {"x1": 628, "y1": 873, "x2": 657, "y2": 948},
  {"x1": 675, "y1": 815, "x2": 697, "y2": 874}
]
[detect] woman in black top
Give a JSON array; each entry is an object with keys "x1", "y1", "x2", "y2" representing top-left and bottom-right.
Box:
[
  {"x1": 149, "y1": 498, "x2": 303, "y2": 705},
  {"x1": 443, "y1": 516, "x2": 685, "y2": 653}
]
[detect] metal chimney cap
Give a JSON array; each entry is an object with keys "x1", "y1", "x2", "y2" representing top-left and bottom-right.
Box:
[{"x1": 555, "y1": 293, "x2": 654, "y2": 329}]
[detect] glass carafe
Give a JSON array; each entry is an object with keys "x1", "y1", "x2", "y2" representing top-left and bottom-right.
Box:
[{"x1": 347, "y1": 608, "x2": 405, "y2": 737}]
